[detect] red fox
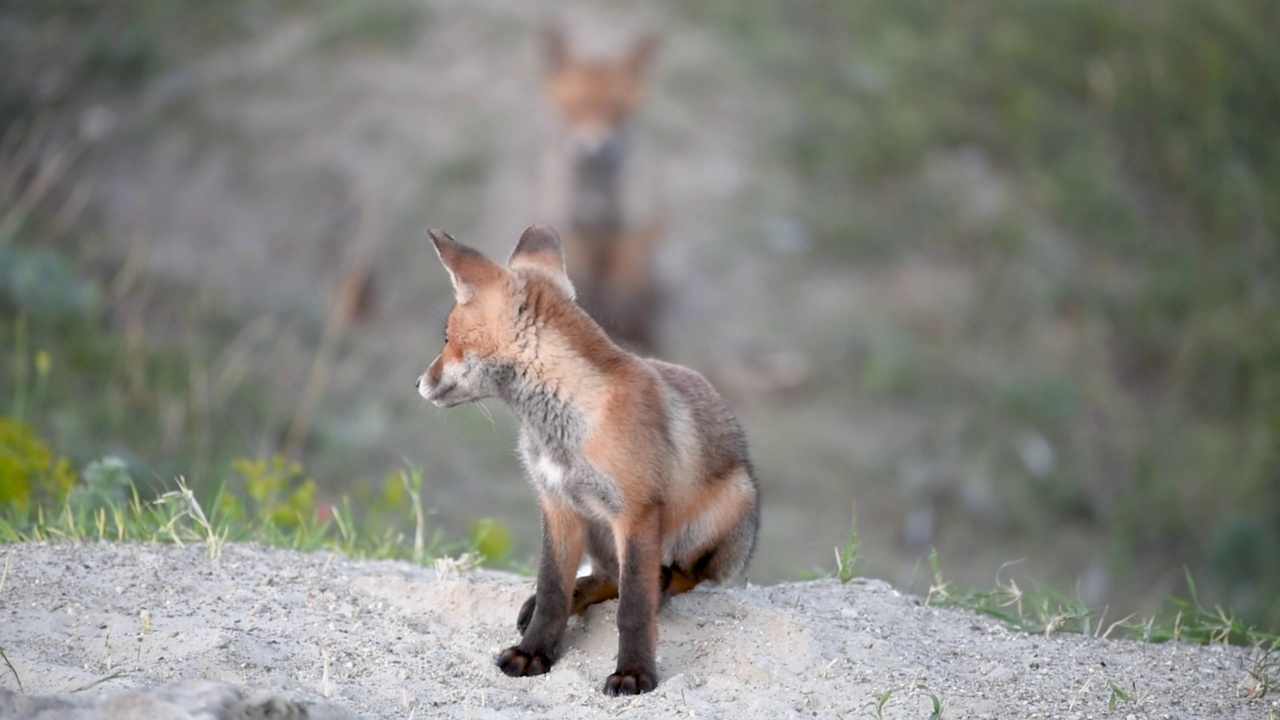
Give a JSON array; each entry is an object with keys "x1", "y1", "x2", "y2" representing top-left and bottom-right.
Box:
[
  {"x1": 416, "y1": 225, "x2": 760, "y2": 695},
  {"x1": 538, "y1": 27, "x2": 664, "y2": 354}
]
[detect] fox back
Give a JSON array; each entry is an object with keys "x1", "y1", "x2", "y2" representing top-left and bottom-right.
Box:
[{"x1": 416, "y1": 225, "x2": 759, "y2": 695}]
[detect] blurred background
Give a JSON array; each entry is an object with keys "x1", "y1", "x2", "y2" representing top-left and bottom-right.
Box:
[{"x1": 2, "y1": 1, "x2": 1277, "y2": 630}]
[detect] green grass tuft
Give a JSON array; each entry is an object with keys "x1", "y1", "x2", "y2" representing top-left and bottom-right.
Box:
[
  {"x1": 1242, "y1": 639, "x2": 1280, "y2": 700},
  {"x1": 862, "y1": 670, "x2": 945, "y2": 720},
  {"x1": 0, "y1": 445, "x2": 489, "y2": 569},
  {"x1": 924, "y1": 550, "x2": 1280, "y2": 649},
  {"x1": 835, "y1": 503, "x2": 860, "y2": 583}
]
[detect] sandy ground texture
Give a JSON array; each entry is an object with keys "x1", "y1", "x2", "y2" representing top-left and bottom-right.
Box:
[{"x1": 1, "y1": 543, "x2": 1275, "y2": 719}]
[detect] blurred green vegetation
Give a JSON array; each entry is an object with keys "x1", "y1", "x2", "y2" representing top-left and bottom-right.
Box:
[
  {"x1": 0, "y1": 0, "x2": 422, "y2": 123},
  {"x1": 310, "y1": 1, "x2": 425, "y2": 51},
  {"x1": 0, "y1": 224, "x2": 279, "y2": 495},
  {"x1": 0, "y1": 0, "x2": 465, "y2": 566},
  {"x1": 0, "y1": 225, "x2": 509, "y2": 563},
  {"x1": 2, "y1": 0, "x2": 257, "y2": 90},
  {"x1": 922, "y1": 550, "x2": 1278, "y2": 648},
  {"x1": 695, "y1": 0, "x2": 1280, "y2": 628},
  {"x1": 0, "y1": 416, "x2": 76, "y2": 512},
  {"x1": 0, "y1": 413, "x2": 512, "y2": 565}
]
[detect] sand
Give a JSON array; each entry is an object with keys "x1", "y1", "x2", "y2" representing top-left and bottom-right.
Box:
[{"x1": 0, "y1": 542, "x2": 1273, "y2": 719}]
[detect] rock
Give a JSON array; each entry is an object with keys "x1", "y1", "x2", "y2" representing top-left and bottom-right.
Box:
[{"x1": 0, "y1": 681, "x2": 350, "y2": 720}]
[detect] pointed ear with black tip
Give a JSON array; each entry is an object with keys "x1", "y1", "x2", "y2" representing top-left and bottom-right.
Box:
[
  {"x1": 428, "y1": 228, "x2": 504, "y2": 305},
  {"x1": 625, "y1": 32, "x2": 660, "y2": 81},
  {"x1": 543, "y1": 26, "x2": 571, "y2": 76},
  {"x1": 508, "y1": 224, "x2": 575, "y2": 299}
]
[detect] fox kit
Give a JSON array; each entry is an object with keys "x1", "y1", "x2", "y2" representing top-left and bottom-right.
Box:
[
  {"x1": 539, "y1": 27, "x2": 664, "y2": 354},
  {"x1": 416, "y1": 225, "x2": 759, "y2": 695}
]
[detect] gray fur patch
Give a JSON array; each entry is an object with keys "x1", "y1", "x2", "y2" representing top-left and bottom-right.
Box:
[{"x1": 506, "y1": 374, "x2": 623, "y2": 517}]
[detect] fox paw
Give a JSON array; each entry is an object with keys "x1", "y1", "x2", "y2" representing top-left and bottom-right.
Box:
[
  {"x1": 497, "y1": 646, "x2": 553, "y2": 677},
  {"x1": 516, "y1": 595, "x2": 536, "y2": 635},
  {"x1": 603, "y1": 668, "x2": 658, "y2": 695}
]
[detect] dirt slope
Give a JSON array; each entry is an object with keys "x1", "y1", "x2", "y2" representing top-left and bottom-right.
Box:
[{"x1": 1, "y1": 542, "x2": 1271, "y2": 719}]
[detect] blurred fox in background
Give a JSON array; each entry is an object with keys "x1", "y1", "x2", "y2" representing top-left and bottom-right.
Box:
[{"x1": 538, "y1": 26, "x2": 664, "y2": 355}]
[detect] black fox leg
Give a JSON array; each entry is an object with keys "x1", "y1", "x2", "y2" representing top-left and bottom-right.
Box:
[
  {"x1": 603, "y1": 506, "x2": 661, "y2": 695},
  {"x1": 498, "y1": 497, "x2": 582, "y2": 677}
]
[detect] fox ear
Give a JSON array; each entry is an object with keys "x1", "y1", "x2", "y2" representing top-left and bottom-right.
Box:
[
  {"x1": 625, "y1": 32, "x2": 659, "y2": 80},
  {"x1": 428, "y1": 228, "x2": 503, "y2": 305},
  {"x1": 543, "y1": 26, "x2": 570, "y2": 75},
  {"x1": 508, "y1": 224, "x2": 575, "y2": 298}
]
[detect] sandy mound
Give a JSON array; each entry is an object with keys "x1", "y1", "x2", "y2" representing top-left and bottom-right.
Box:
[{"x1": 0, "y1": 543, "x2": 1270, "y2": 719}]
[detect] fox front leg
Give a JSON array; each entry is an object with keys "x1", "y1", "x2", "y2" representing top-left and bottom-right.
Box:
[
  {"x1": 604, "y1": 506, "x2": 662, "y2": 695},
  {"x1": 497, "y1": 498, "x2": 582, "y2": 677}
]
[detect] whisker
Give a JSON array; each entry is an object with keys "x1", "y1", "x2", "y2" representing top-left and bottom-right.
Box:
[{"x1": 476, "y1": 401, "x2": 499, "y2": 436}]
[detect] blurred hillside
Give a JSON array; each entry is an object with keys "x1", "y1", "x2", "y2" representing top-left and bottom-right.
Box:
[{"x1": 2, "y1": 0, "x2": 1278, "y2": 629}]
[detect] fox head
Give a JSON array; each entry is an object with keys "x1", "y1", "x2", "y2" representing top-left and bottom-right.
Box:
[
  {"x1": 416, "y1": 225, "x2": 576, "y2": 408},
  {"x1": 543, "y1": 27, "x2": 658, "y2": 166}
]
